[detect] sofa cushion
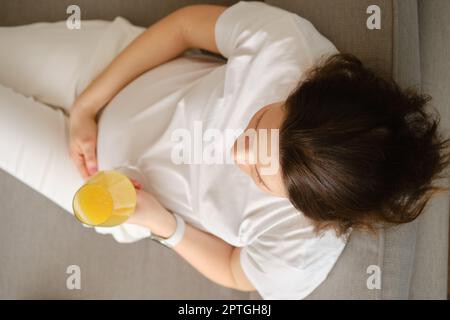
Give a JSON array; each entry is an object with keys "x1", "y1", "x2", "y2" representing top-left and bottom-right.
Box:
[
  {"x1": 410, "y1": 0, "x2": 450, "y2": 299},
  {"x1": 0, "y1": 0, "x2": 241, "y2": 26},
  {"x1": 265, "y1": 0, "x2": 393, "y2": 76}
]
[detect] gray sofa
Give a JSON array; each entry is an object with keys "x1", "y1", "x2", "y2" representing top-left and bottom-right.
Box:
[{"x1": 0, "y1": 0, "x2": 448, "y2": 299}]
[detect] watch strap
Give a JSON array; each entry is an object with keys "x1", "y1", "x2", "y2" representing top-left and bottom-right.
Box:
[{"x1": 150, "y1": 214, "x2": 185, "y2": 248}]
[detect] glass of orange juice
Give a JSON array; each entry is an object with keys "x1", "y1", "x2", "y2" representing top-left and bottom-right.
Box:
[{"x1": 72, "y1": 165, "x2": 145, "y2": 227}]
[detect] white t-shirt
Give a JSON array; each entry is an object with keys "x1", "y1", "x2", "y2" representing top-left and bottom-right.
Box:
[{"x1": 95, "y1": 1, "x2": 348, "y2": 300}]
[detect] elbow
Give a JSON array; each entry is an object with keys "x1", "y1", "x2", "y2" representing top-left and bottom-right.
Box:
[{"x1": 229, "y1": 247, "x2": 257, "y2": 292}]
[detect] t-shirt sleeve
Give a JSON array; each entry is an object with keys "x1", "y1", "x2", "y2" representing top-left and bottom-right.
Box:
[
  {"x1": 239, "y1": 214, "x2": 348, "y2": 300},
  {"x1": 214, "y1": 1, "x2": 338, "y2": 61}
]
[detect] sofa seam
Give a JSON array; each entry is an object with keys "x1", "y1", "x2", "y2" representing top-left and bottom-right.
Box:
[{"x1": 380, "y1": 0, "x2": 396, "y2": 300}]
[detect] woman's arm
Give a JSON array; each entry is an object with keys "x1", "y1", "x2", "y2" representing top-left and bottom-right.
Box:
[
  {"x1": 68, "y1": 5, "x2": 227, "y2": 179},
  {"x1": 71, "y1": 4, "x2": 227, "y2": 118},
  {"x1": 174, "y1": 224, "x2": 255, "y2": 291},
  {"x1": 128, "y1": 189, "x2": 256, "y2": 292}
]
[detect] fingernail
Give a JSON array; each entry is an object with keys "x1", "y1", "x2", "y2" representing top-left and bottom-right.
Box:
[{"x1": 88, "y1": 165, "x2": 97, "y2": 174}]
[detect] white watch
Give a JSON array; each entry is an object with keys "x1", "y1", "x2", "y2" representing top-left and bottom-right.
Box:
[{"x1": 150, "y1": 214, "x2": 185, "y2": 248}]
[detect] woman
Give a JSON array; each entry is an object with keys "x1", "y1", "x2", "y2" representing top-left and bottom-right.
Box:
[{"x1": 0, "y1": 1, "x2": 448, "y2": 299}]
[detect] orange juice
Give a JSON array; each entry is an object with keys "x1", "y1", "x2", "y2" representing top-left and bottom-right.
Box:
[{"x1": 72, "y1": 170, "x2": 137, "y2": 227}]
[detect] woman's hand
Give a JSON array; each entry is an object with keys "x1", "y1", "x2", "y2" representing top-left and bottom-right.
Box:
[
  {"x1": 68, "y1": 106, "x2": 99, "y2": 180},
  {"x1": 127, "y1": 188, "x2": 177, "y2": 238}
]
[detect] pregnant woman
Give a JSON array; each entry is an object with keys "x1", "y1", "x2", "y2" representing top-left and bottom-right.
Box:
[{"x1": 0, "y1": 1, "x2": 448, "y2": 299}]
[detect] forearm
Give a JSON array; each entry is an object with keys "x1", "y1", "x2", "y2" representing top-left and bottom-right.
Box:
[
  {"x1": 128, "y1": 187, "x2": 256, "y2": 292},
  {"x1": 137, "y1": 208, "x2": 252, "y2": 291},
  {"x1": 71, "y1": 10, "x2": 189, "y2": 117},
  {"x1": 173, "y1": 224, "x2": 240, "y2": 290}
]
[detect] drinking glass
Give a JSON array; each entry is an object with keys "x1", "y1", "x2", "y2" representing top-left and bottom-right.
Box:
[{"x1": 72, "y1": 165, "x2": 146, "y2": 227}]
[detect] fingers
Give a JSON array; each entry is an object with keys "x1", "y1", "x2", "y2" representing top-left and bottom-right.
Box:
[
  {"x1": 70, "y1": 145, "x2": 143, "y2": 190},
  {"x1": 70, "y1": 138, "x2": 144, "y2": 190},
  {"x1": 70, "y1": 150, "x2": 90, "y2": 181},
  {"x1": 81, "y1": 140, "x2": 98, "y2": 175},
  {"x1": 130, "y1": 178, "x2": 143, "y2": 190},
  {"x1": 69, "y1": 139, "x2": 97, "y2": 180}
]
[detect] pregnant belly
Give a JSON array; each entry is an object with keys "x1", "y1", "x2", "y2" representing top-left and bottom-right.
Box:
[
  {"x1": 96, "y1": 55, "x2": 222, "y2": 231},
  {"x1": 96, "y1": 55, "x2": 222, "y2": 169}
]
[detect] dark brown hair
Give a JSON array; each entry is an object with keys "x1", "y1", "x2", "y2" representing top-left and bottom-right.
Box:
[{"x1": 279, "y1": 53, "x2": 450, "y2": 236}]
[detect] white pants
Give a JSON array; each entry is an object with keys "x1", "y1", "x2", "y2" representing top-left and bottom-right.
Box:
[{"x1": 0, "y1": 17, "x2": 152, "y2": 243}]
